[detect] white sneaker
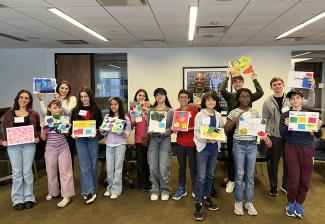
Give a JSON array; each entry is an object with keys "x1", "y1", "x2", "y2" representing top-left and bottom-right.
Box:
[
  {"x1": 45, "y1": 194, "x2": 53, "y2": 201},
  {"x1": 245, "y1": 202, "x2": 258, "y2": 216},
  {"x1": 234, "y1": 202, "x2": 244, "y2": 216},
  {"x1": 226, "y1": 181, "x2": 235, "y2": 193},
  {"x1": 192, "y1": 192, "x2": 195, "y2": 198},
  {"x1": 104, "y1": 191, "x2": 111, "y2": 197},
  {"x1": 110, "y1": 194, "x2": 118, "y2": 199},
  {"x1": 57, "y1": 198, "x2": 70, "y2": 208},
  {"x1": 161, "y1": 194, "x2": 169, "y2": 201},
  {"x1": 151, "y1": 194, "x2": 159, "y2": 201}
]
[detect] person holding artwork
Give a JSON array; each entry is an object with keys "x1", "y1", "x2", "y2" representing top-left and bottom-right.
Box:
[
  {"x1": 262, "y1": 77, "x2": 315, "y2": 197},
  {"x1": 193, "y1": 90, "x2": 224, "y2": 221},
  {"x1": 129, "y1": 89, "x2": 151, "y2": 192},
  {"x1": 71, "y1": 87, "x2": 103, "y2": 204},
  {"x1": 224, "y1": 88, "x2": 270, "y2": 216},
  {"x1": 2, "y1": 90, "x2": 40, "y2": 210},
  {"x1": 172, "y1": 89, "x2": 198, "y2": 200},
  {"x1": 279, "y1": 90, "x2": 322, "y2": 219},
  {"x1": 147, "y1": 88, "x2": 174, "y2": 201},
  {"x1": 189, "y1": 72, "x2": 211, "y2": 107},
  {"x1": 220, "y1": 70, "x2": 264, "y2": 194},
  {"x1": 101, "y1": 97, "x2": 131, "y2": 199},
  {"x1": 40, "y1": 100, "x2": 74, "y2": 208}
]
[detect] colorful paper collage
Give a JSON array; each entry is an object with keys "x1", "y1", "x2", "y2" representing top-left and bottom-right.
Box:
[
  {"x1": 129, "y1": 101, "x2": 149, "y2": 117},
  {"x1": 6, "y1": 125, "x2": 35, "y2": 146},
  {"x1": 33, "y1": 78, "x2": 57, "y2": 93},
  {"x1": 288, "y1": 111, "x2": 319, "y2": 132},
  {"x1": 229, "y1": 56, "x2": 253, "y2": 77},
  {"x1": 172, "y1": 111, "x2": 191, "y2": 131},
  {"x1": 193, "y1": 93, "x2": 204, "y2": 105},
  {"x1": 44, "y1": 115, "x2": 70, "y2": 133},
  {"x1": 100, "y1": 115, "x2": 126, "y2": 134},
  {"x1": 200, "y1": 126, "x2": 226, "y2": 141},
  {"x1": 148, "y1": 111, "x2": 167, "y2": 133},
  {"x1": 72, "y1": 120, "x2": 96, "y2": 137},
  {"x1": 239, "y1": 117, "x2": 266, "y2": 136},
  {"x1": 287, "y1": 71, "x2": 314, "y2": 89}
]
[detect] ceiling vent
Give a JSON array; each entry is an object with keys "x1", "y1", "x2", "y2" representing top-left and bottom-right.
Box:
[
  {"x1": 57, "y1": 40, "x2": 89, "y2": 45},
  {"x1": 142, "y1": 39, "x2": 166, "y2": 47},
  {"x1": 196, "y1": 26, "x2": 228, "y2": 36},
  {"x1": 0, "y1": 33, "x2": 27, "y2": 42},
  {"x1": 96, "y1": 0, "x2": 147, "y2": 6}
]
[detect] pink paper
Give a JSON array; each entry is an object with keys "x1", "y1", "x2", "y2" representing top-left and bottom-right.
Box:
[{"x1": 6, "y1": 125, "x2": 35, "y2": 146}]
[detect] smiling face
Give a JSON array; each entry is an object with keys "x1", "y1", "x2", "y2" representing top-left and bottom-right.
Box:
[
  {"x1": 232, "y1": 79, "x2": 244, "y2": 91},
  {"x1": 58, "y1": 83, "x2": 70, "y2": 98},
  {"x1": 205, "y1": 97, "x2": 216, "y2": 110},
  {"x1": 178, "y1": 93, "x2": 190, "y2": 106},
  {"x1": 49, "y1": 103, "x2": 62, "y2": 115},
  {"x1": 155, "y1": 93, "x2": 166, "y2": 104},
  {"x1": 289, "y1": 94, "x2": 303, "y2": 109},
  {"x1": 271, "y1": 80, "x2": 284, "y2": 94},
  {"x1": 110, "y1": 99, "x2": 119, "y2": 114},
  {"x1": 194, "y1": 73, "x2": 206, "y2": 91},
  {"x1": 136, "y1": 91, "x2": 147, "y2": 102},
  {"x1": 238, "y1": 91, "x2": 251, "y2": 107},
  {"x1": 80, "y1": 91, "x2": 90, "y2": 106},
  {"x1": 18, "y1": 92, "x2": 31, "y2": 108}
]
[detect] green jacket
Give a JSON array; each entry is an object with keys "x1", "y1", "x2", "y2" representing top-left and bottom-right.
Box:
[{"x1": 220, "y1": 77, "x2": 264, "y2": 114}]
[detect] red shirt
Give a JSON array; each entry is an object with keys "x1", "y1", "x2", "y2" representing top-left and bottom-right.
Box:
[{"x1": 176, "y1": 107, "x2": 198, "y2": 147}]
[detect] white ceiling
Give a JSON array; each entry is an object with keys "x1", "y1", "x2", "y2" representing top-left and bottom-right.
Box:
[{"x1": 0, "y1": 0, "x2": 324, "y2": 48}]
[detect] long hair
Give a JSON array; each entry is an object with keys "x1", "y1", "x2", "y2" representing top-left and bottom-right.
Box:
[
  {"x1": 56, "y1": 80, "x2": 72, "y2": 100},
  {"x1": 109, "y1": 97, "x2": 125, "y2": 120},
  {"x1": 235, "y1": 88, "x2": 252, "y2": 108},
  {"x1": 152, "y1": 87, "x2": 172, "y2": 108},
  {"x1": 13, "y1": 90, "x2": 33, "y2": 110},
  {"x1": 133, "y1": 89, "x2": 150, "y2": 102},
  {"x1": 75, "y1": 87, "x2": 99, "y2": 113},
  {"x1": 201, "y1": 90, "x2": 221, "y2": 112}
]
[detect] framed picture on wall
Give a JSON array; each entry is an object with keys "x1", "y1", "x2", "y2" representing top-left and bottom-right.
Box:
[{"x1": 183, "y1": 66, "x2": 231, "y2": 115}]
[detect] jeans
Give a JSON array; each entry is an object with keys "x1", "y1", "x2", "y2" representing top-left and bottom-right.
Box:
[
  {"x1": 7, "y1": 143, "x2": 36, "y2": 206},
  {"x1": 76, "y1": 136, "x2": 99, "y2": 194},
  {"x1": 233, "y1": 140, "x2": 257, "y2": 203},
  {"x1": 195, "y1": 144, "x2": 218, "y2": 203},
  {"x1": 135, "y1": 143, "x2": 150, "y2": 189},
  {"x1": 176, "y1": 144, "x2": 196, "y2": 190},
  {"x1": 106, "y1": 144, "x2": 126, "y2": 195},
  {"x1": 148, "y1": 135, "x2": 172, "y2": 195}
]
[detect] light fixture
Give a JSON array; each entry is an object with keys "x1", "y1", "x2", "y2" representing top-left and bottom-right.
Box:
[
  {"x1": 48, "y1": 8, "x2": 108, "y2": 41},
  {"x1": 292, "y1": 51, "x2": 311, "y2": 58},
  {"x1": 276, "y1": 11, "x2": 325, "y2": 40},
  {"x1": 188, "y1": 6, "x2": 198, "y2": 41}
]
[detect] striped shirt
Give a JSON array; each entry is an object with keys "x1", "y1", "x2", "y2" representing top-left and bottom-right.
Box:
[{"x1": 46, "y1": 132, "x2": 68, "y2": 148}]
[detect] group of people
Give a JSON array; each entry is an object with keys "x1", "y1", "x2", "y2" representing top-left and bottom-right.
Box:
[{"x1": 1, "y1": 71, "x2": 323, "y2": 222}]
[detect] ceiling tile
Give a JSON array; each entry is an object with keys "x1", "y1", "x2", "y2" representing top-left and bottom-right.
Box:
[{"x1": 60, "y1": 6, "x2": 113, "y2": 19}]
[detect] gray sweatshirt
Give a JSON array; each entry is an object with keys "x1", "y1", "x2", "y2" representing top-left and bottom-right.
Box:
[{"x1": 147, "y1": 107, "x2": 174, "y2": 137}]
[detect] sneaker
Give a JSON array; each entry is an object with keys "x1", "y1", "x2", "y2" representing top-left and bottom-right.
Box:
[
  {"x1": 161, "y1": 194, "x2": 169, "y2": 201},
  {"x1": 286, "y1": 203, "x2": 296, "y2": 217},
  {"x1": 192, "y1": 192, "x2": 195, "y2": 198},
  {"x1": 234, "y1": 202, "x2": 244, "y2": 216},
  {"x1": 193, "y1": 202, "x2": 203, "y2": 221},
  {"x1": 281, "y1": 186, "x2": 287, "y2": 195},
  {"x1": 57, "y1": 198, "x2": 70, "y2": 208},
  {"x1": 226, "y1": 181, "x2": 235, "y2": 193},
  {"x1": 268, "y1": 187, "x2": 278, "y2": 196},
  {"x1": 110, "y1": 194, "x2": 118, "y2": 199},
  {"x1": 211, "y1": 187, "x2": 218, "y2": 198},
  {"x1": 204, "y1": 197, "x2": 219, "y2": 211},
  {"x1": 24, "y1": 201, "x2": 35, "y2": 209},
  {"x1": 295, "y1": 203, "x2": 304, "y2": 219},
  {"x1": 244, "y1": 202, "x2": 258, "y2": 216},
  {"x1": 150, "y1": 194, "x2": 159, "y2": 201},
  {"x1": 173, "y1": 186, "x2": 187, "y2": 200},
  {"x1": 45, "y1": 194, "x2": 53, "y2": 201},
  {"x1": 104, "y1": 191, "x2": 111, "y2": 197},
  {"x1": 13, "y1": 203, "x2": 25, "y2": 211},
  {"x1": 85, "y1": 193, "x2": 96, "y2": 204}
]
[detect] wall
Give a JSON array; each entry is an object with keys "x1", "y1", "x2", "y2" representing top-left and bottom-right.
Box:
[{"x1": 1, "y1": 45, "x2": 325, "y2": 115}]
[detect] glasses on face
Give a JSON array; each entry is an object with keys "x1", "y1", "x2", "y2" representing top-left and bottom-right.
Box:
[
  {"x1": 178, "y1": 96, "x2": 189, "y2": 100},
  {"x1": 155, "y1": 93, "x2": 165, "y2": 97}
]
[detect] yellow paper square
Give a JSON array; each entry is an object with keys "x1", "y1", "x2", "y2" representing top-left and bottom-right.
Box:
[
  {"x1": 173, "y1": 122, "x2": 180, "y2": 127},
  {"x1": 182, "y1": 123, "x2": 187, "y2": 129},
  {"x1": 297, "y1": 117, "x2": 306, "y2": 123}
]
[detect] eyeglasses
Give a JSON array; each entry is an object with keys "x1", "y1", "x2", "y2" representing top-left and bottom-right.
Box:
[
  {"x1": 155, "y1": 93, "x2": 165, "y2": 97},
  {"x1": 178, "y1": 96, "x2": 189, "y2": 100}
]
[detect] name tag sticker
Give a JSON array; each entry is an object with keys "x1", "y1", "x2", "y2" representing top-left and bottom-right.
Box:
[{"x1": 14, "y1": 117, "x2": 24, "y2": 123}]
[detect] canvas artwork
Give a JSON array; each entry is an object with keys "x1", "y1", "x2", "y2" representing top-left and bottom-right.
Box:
[
  {"x1": 172, "y1": 111, "x2": 191, "y2": 131},
  {"x1": 6, "y1": 125, "x2": 35, "y2": 146},
  {"x1": 72, "y1": 120, "x2": 96, "y2": 137},
  {"x1": 229, "y1": 56, "x2": 254, "y2": 77},
  {"x1": 239, "y1": 117, "x2": 266, "y2": 136},
  {"x1": 200, "y1": 126, "x2": 226, "y2": 141},
  {"x1": 287, "y1": 71, "x2": 314, "y2": 89},
  {"x1": 193, "y1": 93, "x2": 204, "y2": 105},
  {"x1": 129, "y1": 101, "x2": 149, "y2": 117},
  {"x1": 288, "y1": 111, "x2": 319, "y2": 132},
  {"x1": 148, "y1": 111, "x2": 167, "y2": 133},
  {"x1": 44, "y1": 115, "x2": 70, "y2": 133},
  {"x1": 100, "y1": 115, "x2": 126, "y2": 134},
  {"x1": 33, "y1": 78, "x2": 57, "y2": 93}
]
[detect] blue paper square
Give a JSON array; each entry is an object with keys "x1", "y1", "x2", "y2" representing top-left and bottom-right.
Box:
[
  {"x1": 159, "y1": 123, "x2": 166, "y2": 128},
  {"x1": 298, "y1": 124, "x2": 305, "y2": 130},
  {"x1": 85, "y1": 129, "x2": 92, "y2": 134}
]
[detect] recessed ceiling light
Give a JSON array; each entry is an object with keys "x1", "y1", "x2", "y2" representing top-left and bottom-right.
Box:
[{"x1": 210, "y1": 21, "x2": 218, "y2": 25}]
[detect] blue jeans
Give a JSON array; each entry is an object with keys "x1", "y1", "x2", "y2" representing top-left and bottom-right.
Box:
[
  {"x1": 233, "y1": 140, "x2": 257, "y2": 202},
  {"x1": 148, "y1": 135, "x2": 172, "y2": 195},
  {"x1": 195, "y1": 144, "x2": 219, "y2": 203},
  {"x1": 7, "y1": 143, "x2": 36, "y2": 206},
  {"x1": 76, "y1": 136, "x2": 99, "y2": 194},
  {"x1": 106, "y1": 144, "x2": 126, "y2": 195}
]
